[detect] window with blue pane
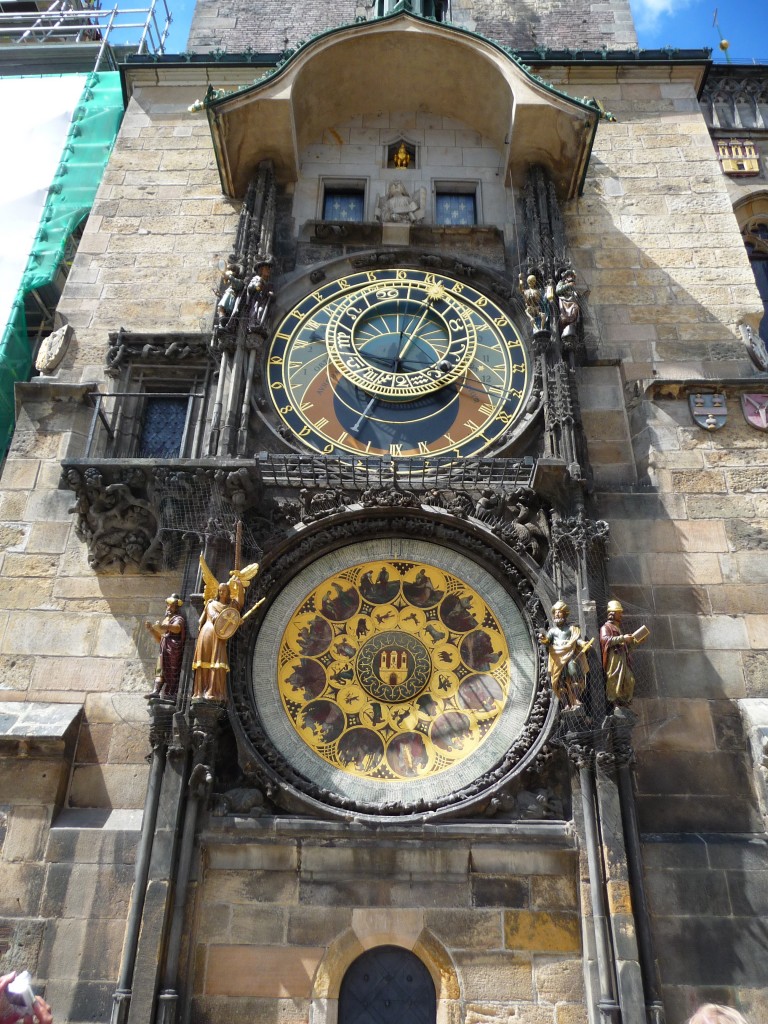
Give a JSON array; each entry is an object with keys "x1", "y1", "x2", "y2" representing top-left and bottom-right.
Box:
[
  {"x1": 323, "y1": 189, "x2": 365, "y2": 222},
  {"x1": 436, "y1": 192, "x2": 477, "y2": 226},
  {"x1": 139, "y1": 396, "x2": 188, "y2": 458}
]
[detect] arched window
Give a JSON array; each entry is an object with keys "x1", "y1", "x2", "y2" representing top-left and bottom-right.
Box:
[
  {"x1": 338, "y1": 946, "x2": 436, "y2": 1024},
  {"x1": 743, "y1": 218, "x2": 768, "y2": 344}
]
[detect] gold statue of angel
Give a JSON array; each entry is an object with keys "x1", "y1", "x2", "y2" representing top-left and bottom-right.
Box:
[{"x1": 192, "y1": 550, "x2": 263, "y2": 701}]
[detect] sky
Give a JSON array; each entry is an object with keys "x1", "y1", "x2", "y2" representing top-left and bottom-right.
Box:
[
  {"x1": 629, "y1": 0, "x2": 768, "y2": 62},
  {"x1": 157, "y1": 0, "x2": 765, "y2": 60}
]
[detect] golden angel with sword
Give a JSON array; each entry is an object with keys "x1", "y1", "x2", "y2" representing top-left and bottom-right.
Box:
[{"x1": 192, "y1": 552, "x2": 263, "y2": 701}]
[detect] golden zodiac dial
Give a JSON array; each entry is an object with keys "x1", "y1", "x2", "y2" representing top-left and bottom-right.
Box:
[{"x1": 277, "y1": 559, "x2": 512, "y2": 781}]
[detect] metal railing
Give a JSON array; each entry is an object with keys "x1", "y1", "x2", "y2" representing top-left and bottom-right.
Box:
[
  {"x1": 0, "y1": 0, "x2": 171, "y2": 70},
  {"x1": 255, "y1": 452, "x2": 536, "y2": 491}
]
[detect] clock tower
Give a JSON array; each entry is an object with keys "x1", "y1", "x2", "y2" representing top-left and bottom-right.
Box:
[{"x1": 5, "y1": 0, "x2": 768, "y2": 1023}]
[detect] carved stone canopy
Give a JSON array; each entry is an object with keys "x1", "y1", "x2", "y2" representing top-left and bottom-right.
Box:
[{"x1": 203, "y1": 13, "x2": 599, "y2": 199}]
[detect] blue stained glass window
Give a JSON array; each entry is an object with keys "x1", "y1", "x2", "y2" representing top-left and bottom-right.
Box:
[
  {"x1": 139, "y1": 396, "x2": 188, "y2": 458},
  {"x1": 436, "y1": 192, "x2": 476, "y2": 226},
  {"x1": 323, "y1": 190, "x2": 365, "y2": 222}
]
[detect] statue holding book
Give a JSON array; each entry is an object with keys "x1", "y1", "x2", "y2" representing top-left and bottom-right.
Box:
[{"x1": 599, "y1": 599, "x2": 649, "y2": 707}]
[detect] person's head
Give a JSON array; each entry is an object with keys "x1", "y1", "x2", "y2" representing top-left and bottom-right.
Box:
[
  {"x1": 687, "y1": 1004, "x2": 750, "y2": 1024},
  {"x1": 606, "y1": 599, "x2": 623, "y2": 624},
  {"x1": 218, "y1": 583, "x2": 231, "y2": 603},
  {"x1": 166, "y1": 593, "x2": 182, "y2": 610},
  {"x1": 527, "y1": 274, "x2": 538, "y2": 288},
  {"x1": 552, "y1": 600, "x2": 569, "y2": 627}
]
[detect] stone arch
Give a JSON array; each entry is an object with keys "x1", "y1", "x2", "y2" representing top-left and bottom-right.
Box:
[
  {"x1": 310, "y1": 911, "x2": 460, "y2": 1024},
  {"x1": 734, "y1": 190, "x2": 768, "y2": 228},
  {"x1": 206, "y1": 14, "x2": 598, "y2": 199}
]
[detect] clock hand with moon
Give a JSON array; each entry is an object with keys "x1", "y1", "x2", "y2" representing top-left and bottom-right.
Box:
[{"x1": 266, "y1": 268, "x2": 530, "y2": 459}]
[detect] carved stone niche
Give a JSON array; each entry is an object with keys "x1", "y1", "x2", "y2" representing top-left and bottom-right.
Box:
[{"x1": 226, "y1": 507, "x2": 559, "y2": 823}]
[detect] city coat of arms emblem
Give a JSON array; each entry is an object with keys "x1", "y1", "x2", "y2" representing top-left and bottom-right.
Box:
[
  {"x1": 741, "y1": 394, "x2": 768, "y2": 431},
  {"x1": 689, "y1": 392, "x2": 727, "y2": 430}
]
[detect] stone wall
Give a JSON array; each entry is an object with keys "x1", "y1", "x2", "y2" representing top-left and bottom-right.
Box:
[
  {"x1": 451, "y1": 0, "x2": 637, "y2": 51},
  {"x1": 554, "y1": 71, "x2": 762, "y2": 379},
  {"x1": 644, "y1": 835, "x2": 768, "y2": 1023},
  {"x1": 291, "y1": 112, "x2": 515, "y2": 234},
  {"x1": 191, "y1": 831, "x2": 584, "y2": 1024},
  {"x1": 186, "y1": 0, "x2": 637, "y2": 56}
]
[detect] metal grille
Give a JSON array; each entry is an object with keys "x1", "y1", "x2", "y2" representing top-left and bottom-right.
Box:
[
  {"x1": 255, "y1": 453, "x2": 535, "y2": 491},
  {"x1": 139, "y1": 396, "x2": 188, "y2": 458},
  {"x1": 339, "y1": 947, "x2": 436, "y2": 1024}
]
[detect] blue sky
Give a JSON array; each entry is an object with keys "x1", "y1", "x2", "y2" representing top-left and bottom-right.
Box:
[
  {"x1": 629, "y1": 0, "x2": 767, "y2": 61},
  {"x1": 160, "y1": 0, "x2": 766, "y2": 58}
]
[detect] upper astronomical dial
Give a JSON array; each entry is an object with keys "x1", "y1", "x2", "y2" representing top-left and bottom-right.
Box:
[
  {"x1": 325, "y1": 279, "x2": 477, "y2": 400},
  {"x1": 267, "y1": 267, "x2": 530, "y2": 459}
]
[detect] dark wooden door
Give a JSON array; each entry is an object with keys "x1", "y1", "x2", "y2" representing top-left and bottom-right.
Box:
[{"x1": 338, "y1": 945, "x2": 437, "y2": 1024}]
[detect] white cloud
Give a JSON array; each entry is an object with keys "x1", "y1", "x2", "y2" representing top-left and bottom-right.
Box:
[{"x1": 629, "y1": 0, "x2": 695, "y2": 31}]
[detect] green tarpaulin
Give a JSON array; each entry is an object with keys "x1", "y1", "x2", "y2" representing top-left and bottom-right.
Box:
[{"x1": 0, "y1": 70, "x2": 123, "y2": 454}]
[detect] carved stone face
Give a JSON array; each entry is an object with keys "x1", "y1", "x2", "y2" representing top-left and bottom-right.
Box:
[
  {"x1": 553, "y1": 608, "x2": 568, "y2": 628},
  {"x1": 218, "y1": 583, "x2": 231, "y2": 603},
  {"x1": 607, "y1": 609, "x2": 622, "y2": 625}
]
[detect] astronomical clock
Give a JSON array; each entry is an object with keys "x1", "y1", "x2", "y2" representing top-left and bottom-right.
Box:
[
  {"x1": 266, "y1": 267, "x2": 532, "y2": 459},
  {"x1": 202, "y1": 233, "x2": 572, "y2": 820},
  {"x1": 107, "y1": 161, "x2": 591, "y2": 823}
]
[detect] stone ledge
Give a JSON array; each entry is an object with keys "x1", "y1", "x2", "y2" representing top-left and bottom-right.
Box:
[
  {"x1": 0, "y1": 701, "x2": 82, "y2": 757},
  {"x1": 201, "y1": 817, "x2": 573, "y2": 844}
]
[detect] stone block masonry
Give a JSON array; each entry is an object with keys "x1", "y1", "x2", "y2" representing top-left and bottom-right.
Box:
[
  {"x1": 191, "y1": 830, "x2": 587, "y2": 1024},
  {"x1": 187, "y1": 0, "x2": 636, "y2": 56}
]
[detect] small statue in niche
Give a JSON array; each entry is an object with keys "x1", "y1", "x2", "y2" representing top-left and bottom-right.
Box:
[
  {"x1": 192, "y1": 555, "x2": 263, "y2": 702},
  {"x1": 246, "y1": 258, "x2": 275, "y2": 334},
  {"x1": 215, "y1": 260, "x2": 245, "y2": 330},
  {"x1": 393, "y1": 142, "x2": 411, "y2": 168},
  {"x1": 375, "y1": 180, "x2": 426, "y2": 224},
  {"x1": 556, "y1": 269, "x2": 581, "y2": 340},
  {"x1": 519, "y1": 272, "x2": 550, "y2": 333},
  {"x1": 145, "y1": 594, "x2": 187, "y2": 700},
  {"x1": 538, "y1": 600, "x2": 592, "y2": 709},
  {"x1": 599, "y1": 599, "x2": 649, "y2": 708}
]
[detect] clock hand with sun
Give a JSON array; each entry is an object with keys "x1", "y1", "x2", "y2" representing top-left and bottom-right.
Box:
[{"x1": 352, "y1": 290, "x2": 443, "y2": 434}]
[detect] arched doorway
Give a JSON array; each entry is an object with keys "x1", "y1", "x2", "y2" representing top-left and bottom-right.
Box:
[{"x1": 338, "y1": 945, "x2": 437, "y2": 1024}]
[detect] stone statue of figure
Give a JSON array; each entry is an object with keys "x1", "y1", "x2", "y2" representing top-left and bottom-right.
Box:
[
  {"x1": 556, "y1": 269, "x2": 581, "y2": 339},
  {"x1": 600, "y1": 599, "x2": 649, "y2": 707},
  {"x1": 393, "y1": 142, "x2": 411, "y2": 168},
  {"x1": 145, "y1": 594, "x2": 187, "y2": 700},
  {"x1": 246, "y1": 259, "x2": 274, "y2": 334},
  {"x1": 538, "y1": 600, "x2": 592, "y2": 709},
  {"x1": 192, "y1": 555, "x2": 263, "y2": 702},
  {"x1": 519, "y1": 272, "x2": 550, "y2": 332},
  {"x1": 375, "y1": 181, "x2": 426, "y2": 223}
]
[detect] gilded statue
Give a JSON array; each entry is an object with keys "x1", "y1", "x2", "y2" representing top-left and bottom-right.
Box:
[
  {"x1": 538, "y1": 600, "x2": 592, "y2": 709},
  {"x1": 599, "y1": 599, "x2": 649, "y2": 707},
  {"x1": 393, "y1": 142, "x2": 411, "y2": 168},
  {"x1": 192, "y1": 554, "x2": 263, "y2": 702},
  {"x1": 519, "y1": 272, "x2": 550, "y2": 333},
  {"x1": 145, "y1": 594, "x2": 187, "y2": 700}
]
